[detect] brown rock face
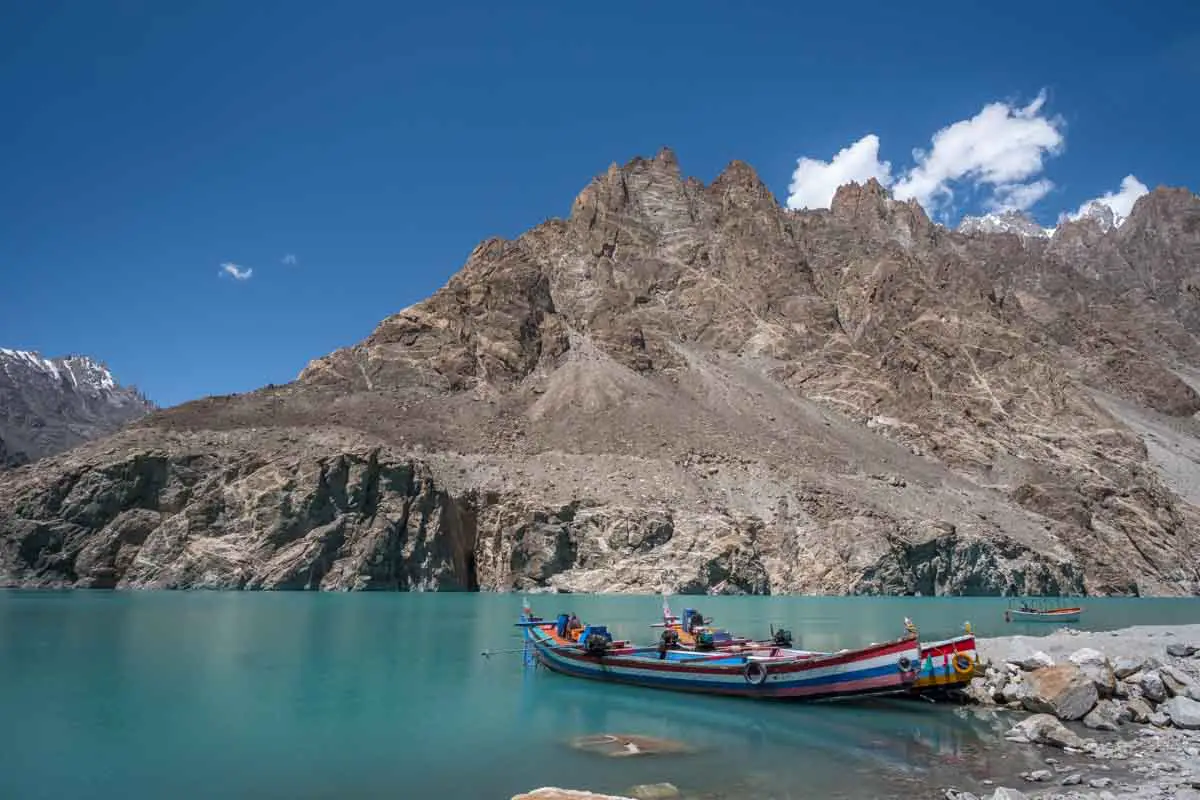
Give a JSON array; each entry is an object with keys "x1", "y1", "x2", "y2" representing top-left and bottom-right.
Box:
[{"x1": 2, "y1": 152, "x2": 1200, "y2": 595}]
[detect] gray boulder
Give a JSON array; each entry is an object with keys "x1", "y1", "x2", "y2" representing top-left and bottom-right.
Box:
[
  {"x1": 1161, "y1": 664, "x2": 1196, "y2": 698},
  {"x1": 1113, "y1": 657, "x2": 1146, "y2": 679},
  {"x1": 1007, "y1": 644, "x2": 1055, "y2": 671},
  {"x1": 1125, "y1": 695, "x2": 1154, "y2": 723},
  {"x1": 987, "y1": 789, "x2": 1030, "y2": 800},
  {"x1": 1141, "y1": 670, "x2": 1168, "y2": 703},
  {"x1": 1006, "y1": 713, "x2": 1089, "y2": 749},
  {"x1": 1069, "y1": 647, "x2": 1116, "y2": 697},
  {"x1": 1163, "y1": 696, "x2": 1200, "y2": 729},
  {"x1": 1167, "y1": 643, "x2": 1197, "y2": 658},
  {"x1": 1021, "y1": 665, "x2": 1100, "y2": 721},
  {"x1": 1083, "y1": 699, "x2": 1124, "y2": 731}
]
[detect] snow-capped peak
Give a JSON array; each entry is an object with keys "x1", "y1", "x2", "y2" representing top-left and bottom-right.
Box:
[
  {"x1": 1077, "y1": 201, "x2": 1119, "y2": 231},
  {"x1": 0, "y1": 349, "x2": 119, "y2": 394},
  {"x1": 958, "y1": 210, "x2": 1051, "y2": 239}
]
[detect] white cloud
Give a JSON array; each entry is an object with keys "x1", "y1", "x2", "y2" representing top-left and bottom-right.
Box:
[
  {"x1": 282, "y1": 253, "x2": 298, "y2": 265},
  {"x1": 892, "y1": 92, "x2": 1065, "y2": 211},
  {"x1": 989, "y1": 179, "x2": 1055, "y2": 212},
  {"x1": 219, "y1": 262, "x2": 253, "y2": 281},
  {"x1": 786, "y1": 134, "x2": 892, "y2": 210},
  {"x1": 787, "y1": 92, "x2": 1075, "y2": 218},
  {"x1": 1067, "y1": 174, "x2": 1149, "y2": 224}
]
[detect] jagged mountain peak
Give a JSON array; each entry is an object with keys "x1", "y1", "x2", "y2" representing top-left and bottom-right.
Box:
[
  {"x1": 959, "y1": 210, "x2": 1052, "y2": 239},
  {"x1": 0, "y1": 348, "x2": 153, "y2": 468},
  {"x1": 5, "y1": 150, "x2": 1200, "y2": 598}
]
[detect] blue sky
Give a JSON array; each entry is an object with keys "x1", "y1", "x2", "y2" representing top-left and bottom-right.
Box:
[{"x1": 2, "y1": 0, "x2": 1197, "y2": 407}]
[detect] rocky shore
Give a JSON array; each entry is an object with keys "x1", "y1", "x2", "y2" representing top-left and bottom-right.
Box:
[{"x1": 948, "y1": 624, "x2": 1200, "y2": 800}]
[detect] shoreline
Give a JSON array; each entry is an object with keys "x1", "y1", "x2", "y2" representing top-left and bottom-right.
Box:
[{"x1": 950, "y1": 623, "x2": 1200, "y2": 799}]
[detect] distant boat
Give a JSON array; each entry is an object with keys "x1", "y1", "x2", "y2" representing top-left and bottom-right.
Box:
[{"x1": 1004, "y1": 605, "x2": 1082, "y2": 623}]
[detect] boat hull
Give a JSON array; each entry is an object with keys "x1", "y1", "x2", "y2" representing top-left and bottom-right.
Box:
[
  {"x1": 1005, "y1": 608, "x2": 1081, "y2": 623},
  {"x1": 522, "y1": 622, "x2": 921, "y2": 701},
  {"x1": 651, "y1": 614, "x2": 977, "y2": 695},
  {"x1": 911, "y1": 634, "x2": 977, "y2": 692}
]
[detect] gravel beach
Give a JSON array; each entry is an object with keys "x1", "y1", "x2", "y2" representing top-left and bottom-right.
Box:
[{"x1": 945, "y1": 624, "x2": 1200, "y2": 800}]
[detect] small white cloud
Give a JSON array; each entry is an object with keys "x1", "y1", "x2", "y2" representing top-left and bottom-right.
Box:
[
  {"x1": 893, "y1": 91, "x2": 1065, "y2": 211},
  {"x1": 219, "y1": 262, "x2": 253, "y2": 281},
  {"x1": 282, "y1": 254, "x2": 298, "y2": 265},
  {"x1": 786, "y1": 134, "x2": 893, "y2": 210},
  {"x1": 1067, "y1": 175, "x2": 1149, "y2": 224},
  {"x1": 989, "y1": 179, "x2": 1055, "y2": 212}
]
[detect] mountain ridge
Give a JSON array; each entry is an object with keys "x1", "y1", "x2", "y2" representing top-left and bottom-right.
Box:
[
  {"x1": 0, "y1": 348, "x2": 153, "y2": 468},
  {"x1": 3, "y1": 149, "x2": 1200, "y2": 595}
]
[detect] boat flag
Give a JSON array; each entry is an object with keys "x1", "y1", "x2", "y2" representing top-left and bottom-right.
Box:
[
  {"x1": 521, "y1": 596, "x2": 532, "y2": 619},
  {"x1": 662, "y1": 592, "x2": 675, "y2": 623}
]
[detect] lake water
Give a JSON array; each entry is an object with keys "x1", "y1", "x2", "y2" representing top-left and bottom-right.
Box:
[{"x1": 2, "y1": 592, "x2": 1199, "y2": 800}]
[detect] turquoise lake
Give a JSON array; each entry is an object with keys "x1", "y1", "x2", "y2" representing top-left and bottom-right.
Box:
[{"x1": 2, "y1": 592, "x2": 1199, "y2": 800}]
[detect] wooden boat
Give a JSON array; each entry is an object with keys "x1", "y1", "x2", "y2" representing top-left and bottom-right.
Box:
[
  {"x1": 651, "y1": 599, "x2": 977, "y2": 694},
  {"x1": 910, "y1": 627, "x2": 978, "y2": 693},
  {"x1": 1004, "y1": 605, "x2": 1082, "y2": 623},
  {"x1": 518, "y1": 600, "x2": 923, "y2": 701}
]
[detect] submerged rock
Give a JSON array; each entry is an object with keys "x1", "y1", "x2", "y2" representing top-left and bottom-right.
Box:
[
  {"x1": 626, "y1": 785, "x2": 679, "y2": 800},
  {"x1": 568, "y1": 734, "x2": 694, "y2": 758},
  {"x1": 1168, "y1": 643, "x2": 1198, "y2": 658},
  {"x1": 514, "y1": 790, "x2": 637, "y2": 800}
]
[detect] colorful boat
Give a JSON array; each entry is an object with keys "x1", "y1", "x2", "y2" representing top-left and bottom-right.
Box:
[
  {"x1": 651, "y1": 598, "x2": 977, "y2": 694},
  {"x1": 518, "y1": 600, "x2": 923, "y2": 701},
  {"x1": 1004, "y1": 605, "x2": 1082, "y2": 623},
  {"x1": 911, "y1": 628, "x2": 978, "y2": 693}
]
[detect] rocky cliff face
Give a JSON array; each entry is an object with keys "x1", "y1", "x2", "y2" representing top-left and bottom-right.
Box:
[
  {"x1": 3, "y1": 153, "x2": 1200, "y2": 595},
  {"x1": 0, "y1": 349, "x2": 153, "y2": 468}
]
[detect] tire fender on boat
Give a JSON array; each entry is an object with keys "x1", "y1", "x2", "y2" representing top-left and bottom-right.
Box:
[
  {"x1": 952, "y1": 653, "x2": 973, "y2": 675},
  {"x1": 897, "y1": 655, "x2": 914, "y2": 673},
  {"x1": 743, "y1": 660, "x2": 768, "y2": 685}
]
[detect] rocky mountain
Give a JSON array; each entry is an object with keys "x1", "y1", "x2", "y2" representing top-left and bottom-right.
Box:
[
  {"x1": 0, "y1": 349, "x2": 153, "y2": 468},
  {"x1": 2, "y1": 151, "x2": 1200, "y2": 596},
  {"x1": 959, "y1": 210, "x2": 1052, "y2": 239}
]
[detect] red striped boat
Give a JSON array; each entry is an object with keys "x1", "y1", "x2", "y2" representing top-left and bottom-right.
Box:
[
  {"x1": 517, "y1": 600, "x2": 922, "y2": 702},
  {"x1": 650, "y1": 599, "x2": 977, "y2": 694}
]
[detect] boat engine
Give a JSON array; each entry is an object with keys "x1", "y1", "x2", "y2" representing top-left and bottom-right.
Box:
[
  {"x1": 695, "y1": 629, "x2": 716, "y2": 651},
  {"x1": 657, "y1": 628, "x2": 680, "y2": 659},
  {"x1": 584, "y1": 633, "x2": 610, "y2": 656},
  {"x1": 772, "y1": 628, "x2": 793, "y2": 648}
]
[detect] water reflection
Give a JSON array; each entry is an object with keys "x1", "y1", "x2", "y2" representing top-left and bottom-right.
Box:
[{"x1": 512, "y1": 666, "x2": 1047, "y2": 798}]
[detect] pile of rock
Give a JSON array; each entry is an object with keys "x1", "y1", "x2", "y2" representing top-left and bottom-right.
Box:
[{"x1": 967, "y1": 641, "x2": 1200, "y2": 733}]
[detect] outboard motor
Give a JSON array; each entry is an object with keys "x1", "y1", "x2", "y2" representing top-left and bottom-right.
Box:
[
  {"x1": 580, "y1": 624, "x2": 612, "y2": 656},
  {"x1": 772, "y1": 628, "x2": 793, "y2": 648},
  {"x1": 695, "y1": 629, "x2": 716, "y2": 651},
  {"x1": 658, "y1": 628, "x2": 680, "y2": 659}
]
